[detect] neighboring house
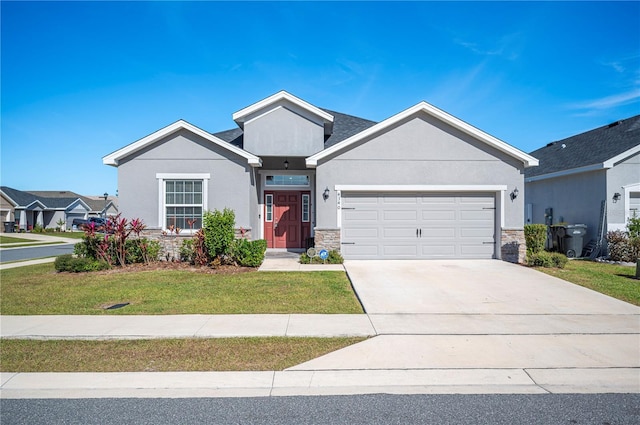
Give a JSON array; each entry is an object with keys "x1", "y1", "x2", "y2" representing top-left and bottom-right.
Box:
[
  {"x1": 0, "y1": 187, "x2": 118, "y2": 231},
  {"x1": 524, "y1": 115, "x2": 640, "y2": 251},
  {"x1": 103, "y1": 91, "x2": 538, "y2": 262}
]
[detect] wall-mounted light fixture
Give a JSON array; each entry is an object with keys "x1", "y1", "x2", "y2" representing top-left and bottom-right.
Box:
[
  {"x1": 323, "y1": 187, "x2": 330, "y2": 201},
  {"x1": 613, "y1": 192, "x2": 621, "y2": 203},
  {"x1": 510, "y1": 187, "x2": 519, "y2": 201},
  {"x1": 284, "y1": 159, "x2": 289, "y2": 170}
]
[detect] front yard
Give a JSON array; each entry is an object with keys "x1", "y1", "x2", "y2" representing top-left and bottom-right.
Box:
[
  {"x1": 535, "y1": 259, "x2": 640, "y2": 306},
  {"x1": 0, "y1": 264, "x2": 363, "y2": 315}
]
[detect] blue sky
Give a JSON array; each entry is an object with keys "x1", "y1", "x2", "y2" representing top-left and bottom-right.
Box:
[{"x1": 2, "y1": 1, "x2": 639, "y2": 196}]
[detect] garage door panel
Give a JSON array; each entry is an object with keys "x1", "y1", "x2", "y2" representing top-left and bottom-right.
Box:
[
  {"x1": 341, "y1": 192, "x2": 495, "y2": 260},
  {"x1": 343, "y1": 227, "x2": 379, "y2": 238},
  {"x1": 421, "y1": 227, "x2": 456, "y2": 238},
  {"x1": 383, "y1": 227, "x2": 420, "y2": 238},
  {"x1": 383, "y1": 210, "x2": 418, "y2": 221},
  {"x1": 383, "y1": 244, "x2": 418, "y2": 256},
  {"x1": 344, "y1": 210, "x2": 378, "y2": 222},
  {"x1": 422, "y1": 210, "x2": 456, "y2": 220},
  {"x1": 342, "y1": 244, "x2": 379, "y2": 257},
  {"x1": 420, "y1": 244, "x2": 456, "y2": 256}
]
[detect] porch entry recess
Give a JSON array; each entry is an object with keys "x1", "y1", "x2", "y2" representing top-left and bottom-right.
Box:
[{"x1": 264, "y1": 191, "x2": 311, "y2": 249}]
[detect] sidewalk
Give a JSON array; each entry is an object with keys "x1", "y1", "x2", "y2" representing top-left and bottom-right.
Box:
[{"x1": 2, "y1": 255, "x2": 638, "y2": 398}]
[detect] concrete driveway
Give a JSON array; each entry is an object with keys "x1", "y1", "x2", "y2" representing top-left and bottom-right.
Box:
[{"x1": 290, "y1": 260, "x2": 640, "y2": 392}]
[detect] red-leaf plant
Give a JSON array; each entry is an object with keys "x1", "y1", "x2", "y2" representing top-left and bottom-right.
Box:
[{"x1": 108, "y1": 213, "x2": 132, "y2": 266}]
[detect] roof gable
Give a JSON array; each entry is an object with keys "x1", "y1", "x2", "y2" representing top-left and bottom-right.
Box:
[
  {"x1": 525, "y1": 115, "x2": 640, "y2": 181},
  {"x1": 232, "y1": 91, "x2": 334, "y2": 135},
  {"x1": 306, "y1": 101, "x2": 538, "y2": 168},
  {"x1": 103, "y1": 120, "x2": 262, "y2": 167}
]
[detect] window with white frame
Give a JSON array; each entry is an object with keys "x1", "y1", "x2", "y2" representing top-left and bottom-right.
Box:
[
  {"x1": 164, "y1": 179, "x2": 203, "y2": 230},
  {"x1": 302, "y1": 194, "x2": 310, "y2": 222},
  {"x1": 265, "y1": 175, "x2": 310, "y2": 186},
  {"x1": 265, "y1": 194, "x2": 273, "y2": 222}
]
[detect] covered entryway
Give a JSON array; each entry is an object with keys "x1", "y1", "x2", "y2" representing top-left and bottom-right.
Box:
[
  {"x1": 264, "y1": 191, "x2": 311, "y2": 249},
  {"x1": 341, "y1": 192, "x2": 496, "y2": 259}
]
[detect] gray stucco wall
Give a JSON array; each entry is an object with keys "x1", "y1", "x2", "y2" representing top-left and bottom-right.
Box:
[
  {"x1": 525, "y1": 170, "x2": 606, "y2": 243},
  {"x1": 607, "y1": 152, "x2": 640, "y2": 230},
  {"x1": 314, "y1": 114, "x2": 526, "y2": 229},
  {"x1": 243, "y1": 105, "x2": 325, "y2": 156},
  {"x1": 117, "y1": 129, "x2": 254, "y2": 231}
]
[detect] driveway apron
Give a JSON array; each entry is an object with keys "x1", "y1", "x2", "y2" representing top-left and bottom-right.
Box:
[{"x1": 290, "y1": 260, "x2": 640, "y2": 388}]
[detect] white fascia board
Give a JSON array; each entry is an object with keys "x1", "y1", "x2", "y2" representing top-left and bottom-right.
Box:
[
  {"x1": 334, "y1": 185, "x2": 508, "y2": 192},
  {"x1": 307, "y1": 102, "x2": 538, "y2": 168},
  {"x1": 24, "y1": 200, "x2": 47, "y2": 210},
  {"x1": 603, "y1": 145, "x2": 640, "y2": 168},
  {"x1": 65, "y1": 198, "x2": 92, "y2": 212},
  {"x1": 102, "y1": 120, "x2": 262, "y2": 168},
  {"x1": 232, "y1": 91, "x2": 334, "y2": 132},
  {"x1": 524, "y1": 163, "x2": 605, "y2": 183},
  {"x1": 0, "y1": 190, "x2": 19, "y2": 207}
]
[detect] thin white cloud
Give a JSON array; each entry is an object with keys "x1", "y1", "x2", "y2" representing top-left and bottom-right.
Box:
[
  {"x1": 570, "y1": 89, "x2": 640, "y2": 112},
  {"x1": 453, "y1": 31, "x2": 524, "y2": 61}
]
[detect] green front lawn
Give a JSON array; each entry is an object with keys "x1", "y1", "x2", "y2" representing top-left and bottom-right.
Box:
[
  {"x1": 0, "y1": 264, "x2": 364, "y2": 315},
  {"x1": 0, "y1": 236, "x2": 34, "y2": 244},
  {"x1": 0, "y1": 337, "x2": 366, "y2": 372},
  {"x1": 535, "y1": 259, "x2": 640, "y2": 306}
]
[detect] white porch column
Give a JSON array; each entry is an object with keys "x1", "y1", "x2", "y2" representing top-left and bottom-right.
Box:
[
  {"x1": 19, "y1": 210, "x2": 27, "y2": 231},
  {"x1": 36, "y1": 210, "x2": 44, "y2": 227}
]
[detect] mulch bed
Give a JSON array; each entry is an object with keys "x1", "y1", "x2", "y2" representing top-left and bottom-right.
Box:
[{"x1": 95, "y1": 261, "x2": 257, "y2": 275}]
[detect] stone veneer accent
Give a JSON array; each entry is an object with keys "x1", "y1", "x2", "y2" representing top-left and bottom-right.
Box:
[
  {"x1": 313, "y1": 228, "x2": 341, "y2": 252},
  {"x1": 142, "y1": 227, "x2": 252, "y2": 261},
  {"x1": 500, "y1": 228, "x2": 526, "y2": 264}
]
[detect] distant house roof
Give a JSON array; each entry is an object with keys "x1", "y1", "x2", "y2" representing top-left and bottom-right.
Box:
[
  {"x1": 0, "y1": 187, "x2": 109, "y2": 212},
  {"x1": 525, "y1": 115, "x2": 640, "y2": 181}
]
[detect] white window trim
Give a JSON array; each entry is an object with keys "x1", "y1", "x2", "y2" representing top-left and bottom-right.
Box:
[
  {"x1": 623, "y1": 182, "x2": 640, "y2": 224},
  {"x1": 156, "y1": 173, "x2": 210, "y2": 233},
  {"x1": 302, "y1": 194, "x2": 310, "y2": 222},
  {"x1": 265, "y1": 194, "x2": 273, "y2": 222}
]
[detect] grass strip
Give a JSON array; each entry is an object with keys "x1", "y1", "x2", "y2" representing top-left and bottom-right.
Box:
[
  {"x1": 0, "y1": 236, "x2": 36, "y2": 244},
  {"x1": 0, "y1": 264, "x2": 364, "y2": 314},
  {"x1": 535, "y1": 259, "x2": 640, "y2": 306},
  {"x1": 0, "y1": 241, "x2": 63, "y2": 248},
  {"x1": 0, "y1": 337, "x2": 366, "y2": 372}
]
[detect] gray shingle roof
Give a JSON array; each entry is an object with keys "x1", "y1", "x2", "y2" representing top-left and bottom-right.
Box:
[
  {"x1": 212, "y1": 109, "x2": 377, "y2": 150},
  {"x1": 525, "y1": 115, "x2": 640, "y2": 178},
  {"x1": 0, "y1": 186, "x2": 109, "y2": 211}
]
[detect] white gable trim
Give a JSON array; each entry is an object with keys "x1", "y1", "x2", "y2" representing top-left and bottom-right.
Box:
[
  {"x1": 232, "y1": 91, "x2": 334, "y2": 134},
  {"x1": 0, "y1": 190, "x2": 19, "y2": 207},
  {"x1": 103, "y1": 120, "x2": 262, "y2": 168},
  {"x1": 603, "y1": 145, "x2": 640, "y2": 168},
  {"x1": 306, "y1": 102, "x2": 538, "y2": 168}
]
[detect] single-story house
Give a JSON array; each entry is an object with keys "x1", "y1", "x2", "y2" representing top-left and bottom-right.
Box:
[
  {"x1": 103, "y1": 91, "x2": 538, "y2": 262},
  {"x1": 524, "y1": 114, "x2": 640, "y2": 253},
  {"x1": 0, "y1": 187, "x2": 118, "y2": 231}
]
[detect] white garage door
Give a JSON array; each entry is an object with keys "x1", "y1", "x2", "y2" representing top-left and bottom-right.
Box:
[{"x1": 341, "y1": 192, "x2": 496, "y2": 259}]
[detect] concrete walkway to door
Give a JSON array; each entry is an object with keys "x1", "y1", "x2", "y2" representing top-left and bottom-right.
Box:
[{"x1": 290, "y1": 260, "x2": 640, "y2": 393}]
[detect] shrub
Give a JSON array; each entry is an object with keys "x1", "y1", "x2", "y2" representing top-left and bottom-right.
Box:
[
  {"x1": 299, "y1": 250, "x2": 344, "y2": 264},
  {"x1": 524, "y1": 224, "x2": 547, "y2": 254},
  {"x1": 628, "y1": 216, "x2": 640, "y2": 239},
  {"x1": 607, "y1": 230, "x2": 640, "y2": 263},
  {"x1": 126, "y1": 238, "x2": 160, "y2": 264},
  {"x1": 203, "y1": 209, "x2": 236, "y2": 260},
  {"x1": 54, "y1": 254, "x2": 109, "y2": 273},
  {"x1": 526, "y1": 251, "x2": 568, "y2": 268},
  {"x1": 230, "y1": 239, "x2": 267, "y2": 267},
  {"x1": 179, "y1": 239, "x2": 195, "y2": 263}
]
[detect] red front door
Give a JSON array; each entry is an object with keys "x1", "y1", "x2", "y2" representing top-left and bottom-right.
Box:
[{"x1": 264, "y1": 191, "x2": 309, "y2": 249}]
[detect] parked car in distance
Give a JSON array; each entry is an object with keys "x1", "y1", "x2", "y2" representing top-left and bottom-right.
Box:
[{"x1": 72, "y1": 217, "x2": 108, "y2": 232}]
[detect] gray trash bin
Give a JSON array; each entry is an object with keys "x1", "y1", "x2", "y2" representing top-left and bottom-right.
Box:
[
  {"x1": 563, "y1": 224, "x2": 587, "y2": 258},
  {"x1": 3, "y1": 221, "x2": 14, "y2": 233}
]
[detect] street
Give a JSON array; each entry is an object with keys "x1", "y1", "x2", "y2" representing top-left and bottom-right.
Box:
[
  {"x1": 0, "y1": 243, "x2": 76, "y2": 263},
  {"x1": 2, "y1": 393, "x2": 639, "y2": 425}
]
